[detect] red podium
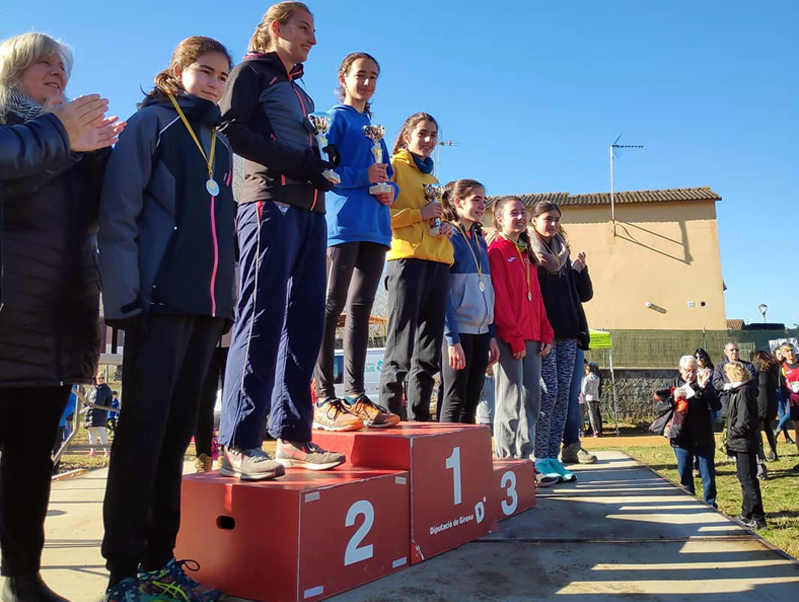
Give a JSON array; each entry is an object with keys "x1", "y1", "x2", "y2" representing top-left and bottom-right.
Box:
[
  {"x1": 175, "y1": 469, "x2": 410, "y2": 602},
  {"x1": 313, "y1": 423, "x2": 494, "y2": 563},
  {"x1": 489, "y1": 458, "x2": 536, "y2": 523}
]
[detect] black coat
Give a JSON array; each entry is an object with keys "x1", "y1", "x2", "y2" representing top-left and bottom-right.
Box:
[
  {"x1": 0, "y1": 112, "x2": 105, "y2": 387},
  {"x1": 537, "y1": 263, "x2": 593, "y2": 349},
  {"x1": 725, "y1": 383, "x2": 760, "y2": 454},
  {"x1": 84, "y1": 383, "x2": 112, "y2": 427},
  {"x1": 670, "y1": 379, "x2": 721, "y2": 450},
  {"x1": 1, "y1": 113, "x2": 72, "y2": 307},
  {"x1": 756, "y1": 366, "x2": 778, "y2": 422},
  {"x1": 712, "y1": 358, "x2": 757, "y2": 417}
]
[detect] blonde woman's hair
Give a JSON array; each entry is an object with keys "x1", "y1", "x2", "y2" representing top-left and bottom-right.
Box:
[
  {"x1": 0, "y1": 32, "x2": 73, "y2": 124},
  {"x1": 249, "y1": 2, "x2": 312, "y2": 53},
  {"x1": 724, "y1": 361, "x2": 750, "y2": 384}
]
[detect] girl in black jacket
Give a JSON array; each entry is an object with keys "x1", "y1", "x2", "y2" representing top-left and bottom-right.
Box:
[
  {"x1": 751, "y1": 350, "x2": 779, "y2": 470},
  {"x1": 724, "y1": 361, "x2": 766, "y2": 530}
]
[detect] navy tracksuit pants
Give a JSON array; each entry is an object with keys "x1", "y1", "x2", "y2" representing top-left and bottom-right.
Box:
[{"x1": 219, "y1": 201, "x2": 326, "y2": 449}]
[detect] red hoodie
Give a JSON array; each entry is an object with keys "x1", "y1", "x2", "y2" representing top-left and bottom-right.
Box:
[{"x1": 488, "y1": 236, "x2": 554, "y2": 354}]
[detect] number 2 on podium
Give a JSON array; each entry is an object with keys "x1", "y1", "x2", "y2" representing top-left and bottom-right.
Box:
[
  {"x1": 445, "y1": 447, "x2": 462, "y2": 505},
  {"x1": 344, "y1": 500, "x2": 374, "y2": 566}
]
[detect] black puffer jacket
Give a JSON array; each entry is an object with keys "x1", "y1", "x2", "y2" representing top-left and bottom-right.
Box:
[
  {"x1": 670, "y1": 378, "x2": 721, "y2": 450},
  {"x1": 725, "y1": 382, "x2": 759, "y2": 454},
  {"x1": 1, "y1": 113, "x2": 72, "y2": 307},
  {"x1": 0, "y1": 112, "x2": 105, "y2": 387},
  {"x1": 756, "y1": 364, "x2": 778, "y2": 421},
  {"x1": 84, "y1": 382, "x2": 112, "y2": 427}
]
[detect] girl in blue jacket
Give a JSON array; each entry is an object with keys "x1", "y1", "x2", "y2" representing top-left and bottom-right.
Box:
[
  {"x1": 313, "y1": 52, "x2": 400, "y2": 430},
  {"x1": 440, "y1": 179, "x2": 499, "y2": 423}
]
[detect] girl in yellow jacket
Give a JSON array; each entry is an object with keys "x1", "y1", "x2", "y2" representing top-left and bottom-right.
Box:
[{"x1": 378, "y1": 112, "x2": 454, "y2": 420}]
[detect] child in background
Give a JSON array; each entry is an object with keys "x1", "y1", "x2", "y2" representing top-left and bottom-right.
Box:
[
  {"x1": 724, "y1": 361, "x2": 767, "y2": 530},
  {"x1": 379, "y1": 112, "x2": 454, "y2": 421},
  {"x1": 487, "y1": 196, "x2": 556, "y2": 487},
  {"x1": 440, "y1": 179, "x2": 499, "y2": 423},
  {"x1": 581, "y1": 363, "x2": 602, "y2": 436},
  {"x1": 314, "y1": 51, "x2": 399, "y2": 429},
  {"x1": 98, "y1": 36, "x2": 235, "y2": 602}
]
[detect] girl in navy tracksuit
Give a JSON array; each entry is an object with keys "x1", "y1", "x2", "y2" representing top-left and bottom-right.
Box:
[
  {"x1": 98, "y1": 36, "x2": 234, "y2": 602},
  {"x1": 313, "y1": 52, "x2": 401, "y2": 430},
  {"x1": 440, "y1": 179, "x2": 499, "y2": 423},
  {"x1": 217, "y1": 4, "x2": 345, "y2": 479}
]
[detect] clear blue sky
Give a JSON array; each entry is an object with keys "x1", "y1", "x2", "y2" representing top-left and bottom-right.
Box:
[{"x1": 2, "y1": 1, "x2": 796, "y2": 326}]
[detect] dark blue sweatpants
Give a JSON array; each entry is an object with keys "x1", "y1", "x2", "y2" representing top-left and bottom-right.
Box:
[{"x1": 219, "y1": 201, "x2": 326, "y2": 449}]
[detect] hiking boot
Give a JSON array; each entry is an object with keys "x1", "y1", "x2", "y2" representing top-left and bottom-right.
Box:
[
  {"x1": 312, "y1": 398, "x2": 364, "y2": 432},
  {"x1": 2, "y1": 573, "x2": 70, "y2": 602},
  {"x1": 548, "y1": 458, "x2": 577, "y2": 482},
  {"x1": 275, "y1": 440, "x2": 345, "y2": 470},
  {"x1": 561, "y1": 442, "x2": 597, "y2": 465},
  {"x1": 194, "y1": 453, "x2": 213, "y2": 473},
  {"x1": 139, "y1": 559, "x2": 222, "y2": 602},
  {"x1": 219, "y1": 447, "x2": 285, "y2": 480},
  {"x1": 346, "y1": 395, "x2": 400, "y2": 428}
]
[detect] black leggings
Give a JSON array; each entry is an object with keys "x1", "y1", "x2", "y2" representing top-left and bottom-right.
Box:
[
  {"x1": 440, "y1": 333, "x2": 491, "y2": 424},
  {"x1": 315, "y1": 241, "x2": 386, "y2": 400}
]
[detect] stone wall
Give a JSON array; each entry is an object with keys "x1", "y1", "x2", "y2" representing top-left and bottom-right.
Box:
[{"x1": 601, "y1": 368, "x2": 678, "y2": 427}]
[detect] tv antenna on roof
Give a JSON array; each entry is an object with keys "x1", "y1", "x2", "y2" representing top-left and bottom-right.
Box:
[
  {"x1": 609, "y1": 135, "x2": 644, "y2": 236},
  {"x1": 435, "y1": 139, "x2": 459, "y2": 178}
]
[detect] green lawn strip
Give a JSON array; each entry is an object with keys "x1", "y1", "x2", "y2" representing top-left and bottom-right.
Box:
[{"x1": 592, "y1": 441, "x2": 799, "y2": 560}]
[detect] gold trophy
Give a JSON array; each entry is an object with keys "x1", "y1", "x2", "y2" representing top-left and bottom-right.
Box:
[
  {"x1": 424, "y1": 183, "x2": 443, "y2": 237},
  {"x1": 307, "y1": 112, "x2": 341, "y2": 185},
  {"x1": 363, "y1": 124, "x2": 392, "y2": 196}
]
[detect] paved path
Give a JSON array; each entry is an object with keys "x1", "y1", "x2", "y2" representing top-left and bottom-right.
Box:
[{"x1": 11, "y1": 451, "x2": 799, "y2": 601}]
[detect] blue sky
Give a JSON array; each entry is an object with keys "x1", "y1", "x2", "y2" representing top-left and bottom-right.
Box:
[{"x1": 2, "y1": 1, "x2": 796, "y2": 325}]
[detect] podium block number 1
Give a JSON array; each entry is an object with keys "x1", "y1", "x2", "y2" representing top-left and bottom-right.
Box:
[
  {"x1": 344, "y1": 500, "x2": 374, "y2": 566},
  {"x1": 445, "y1": 447, "x2": 462, "y2": 505}
]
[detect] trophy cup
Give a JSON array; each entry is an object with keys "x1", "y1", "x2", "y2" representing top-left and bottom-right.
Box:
[
  {"x1": 423, "y1": 183, "x2": 443, "y2": 237},
  {"x1": 307, "y1": 112, "x2": 341, "y2": 185},
  {"x1": 363, "y1": 124, "x2": 392, "y2": 196}
]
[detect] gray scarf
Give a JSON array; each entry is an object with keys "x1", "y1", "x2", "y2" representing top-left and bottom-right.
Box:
[
  {"x1": 530, "y1": 232, "x2": 570, "y2": 274},
  {"x1": 6, "y1": 89, "x2": 44, "y2": 123}
]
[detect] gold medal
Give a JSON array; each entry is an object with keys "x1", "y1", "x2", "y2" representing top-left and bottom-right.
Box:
[
  {"x1": 206, "y1": 179, "x2": 220, "y2": 196},
  {"x1": 479, "y1": 280, "x2": 485, "y2": 292},
  {"x1": 528, "y1": 292, "x2": 532, "y2": 301}
]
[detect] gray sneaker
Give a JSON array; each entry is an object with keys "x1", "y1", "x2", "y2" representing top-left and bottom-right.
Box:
[
  {"x1": 220, "y1": 447, "x2": 285, "y2": 480},
  {"x1": 275, "y1": 440, "x2": 345, "y2": 470},
  {"x1": 561, "y1": 442, "x2": 597, "y2": 464}
]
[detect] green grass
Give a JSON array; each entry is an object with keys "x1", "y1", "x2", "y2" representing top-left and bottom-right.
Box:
[{"x1": 592, "y1": 440, "x2": 799, "y2": 560}]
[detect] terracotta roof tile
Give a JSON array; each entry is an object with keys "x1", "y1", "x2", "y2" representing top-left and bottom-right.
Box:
[{"x1": 486, "y1": 186, "x2": 721, "y2": 208}]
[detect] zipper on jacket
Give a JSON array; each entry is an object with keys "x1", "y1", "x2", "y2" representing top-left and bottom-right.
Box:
[{"x1": 286, "y1": 72, "x2": 319, "y2": 211}]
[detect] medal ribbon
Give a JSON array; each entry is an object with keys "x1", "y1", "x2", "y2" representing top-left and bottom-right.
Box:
[
  {"x1": 500, "y1": 233, "x2": 532, "y2": 301},
  {"x1": 167, "y1": 93, "x2": 217, "y2": 187},
  {"x1": 454, "y1": 222, "x2": 486, "y2": 289}
]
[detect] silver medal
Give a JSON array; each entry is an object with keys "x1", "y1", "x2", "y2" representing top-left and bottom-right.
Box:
[{"x1": 479, "y1": 280, "x2": 485, "y2": 292}]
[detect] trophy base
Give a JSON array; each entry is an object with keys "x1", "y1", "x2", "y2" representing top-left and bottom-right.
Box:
[
  {"x1": 323, "y1": 169, "x2": 341, "y2": 185},
  {"x1": 369, "y1": 183, "x2": 392, "y2": 196}
]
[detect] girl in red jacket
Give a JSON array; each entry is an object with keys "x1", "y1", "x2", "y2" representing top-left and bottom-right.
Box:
[{"x1": 488, "y1": 196, "x2": 555, "y2": 485}]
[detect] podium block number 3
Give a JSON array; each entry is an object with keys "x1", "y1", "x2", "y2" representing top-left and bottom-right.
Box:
[
  {"x1": 500, "y1": 471, "x2": 518, "y2": 516},
  {"x1": 344, "y1": 500, "x2": 374, "y2": 566},
  {"x1": 445, "y1": 447, "x2": 462, "y2": 505}
]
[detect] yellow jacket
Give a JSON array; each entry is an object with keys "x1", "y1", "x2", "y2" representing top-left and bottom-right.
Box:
[{"x1": 388, "y1": 149, "x2": 454, "y2": 265}]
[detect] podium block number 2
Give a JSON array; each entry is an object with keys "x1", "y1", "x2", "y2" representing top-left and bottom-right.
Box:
[
  {"x1": 445, "y1": 447, "x2": 462, "y2": 505},
  {"x1": 344, "y1": 500, "x2": 374, "y2": 566}
]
